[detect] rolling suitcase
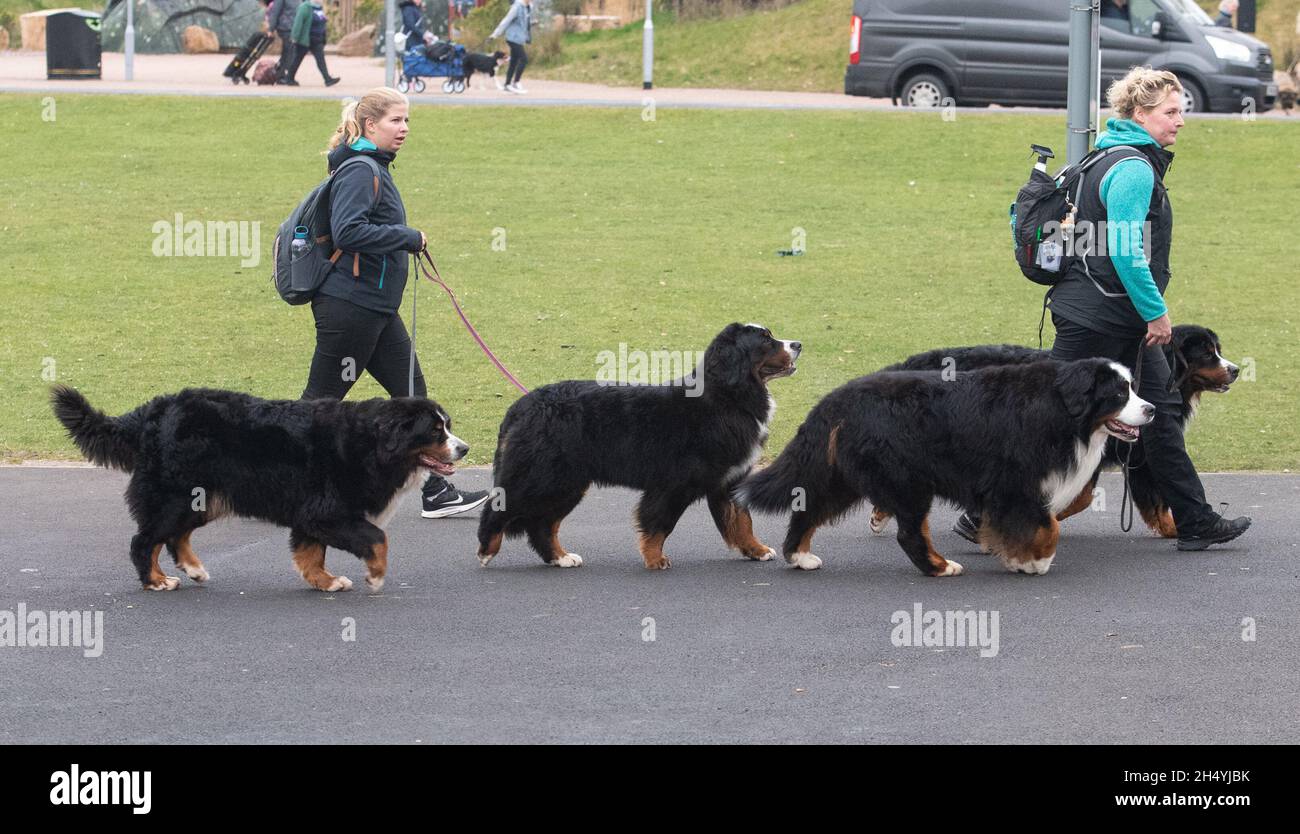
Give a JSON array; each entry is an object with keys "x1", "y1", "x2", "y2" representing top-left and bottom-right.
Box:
[{"x1": 224, "y1": 32, "x2": 276, "y2": 85}]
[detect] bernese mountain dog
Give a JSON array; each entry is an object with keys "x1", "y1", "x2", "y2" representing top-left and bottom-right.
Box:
[
  {"x1": 477, "y1": 323, "x2": 800, "y2": 570},
  {"x1": 463, "y1": 50, "x2": 507, "y2": 88},
  {"x1": 870, "y1": 324, "x2": 1239, "y2": 537},
  {"x1": 737, "y1": 358, "x2": 1154, "y2": 576},
  {"x1": 51, "y1": 386, "x2": 466, "y2": 592}
]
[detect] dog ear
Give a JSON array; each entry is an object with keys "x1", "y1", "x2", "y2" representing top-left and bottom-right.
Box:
[
  {"x1": 1054, "y1": 361, "x2": 1099, "y2": 421},
  {"x1": 704, "y1": 323, "x2": 751, "y2": 389}
]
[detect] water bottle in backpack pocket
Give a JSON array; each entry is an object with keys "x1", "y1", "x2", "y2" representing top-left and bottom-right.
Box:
[
  {"x1": 272, "y1": 155, "x2": 382, "y2": 305},
  {"x1": 1010, "y1": 144, "x2": 1127, "y2": 286}
]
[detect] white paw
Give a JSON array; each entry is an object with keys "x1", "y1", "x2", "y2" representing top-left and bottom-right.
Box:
[
  {"x1": 1000, "y1": 554, "x2": 1054, "y2": 575},
  {"x1": 366, "y1": 575, "x2": 385, "y2": 592},
  {"x1": 869, "y1": 514, "x2": 890, "y2": 535},
  {"x1": 183, "y1": 565, "x2": 209, "y2": 582},
  {"x1": 749, "y1": 547, "x2": 776, "y2": 562},
  {"x1": 147, "y1": 576, "x2": 181, "y2": 591},
  {"x1": 478, "y1": 551, "x2": 497, "y2": 567},
  {"x1": 326, "y1": 575, "x2": 354, "y2": 592},
  {"x1": 790, "y1": 552, "x2": 822, "y2": 571},
  {"x1": 553, "y1": 553, "x2": 583, "y2": 568},
  {"x1": 934, "y1": 560, "x2": 964, "y2": 577}
]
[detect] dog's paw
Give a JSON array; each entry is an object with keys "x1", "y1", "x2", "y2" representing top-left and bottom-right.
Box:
[
  {"x1": 183, "y1": 565, "x2": 209, "y2": 582},
  {"x1": 643, "y1": 554, "x2": 671, "y2": 571},
  {"x1": 868, "y1": 511, "x2": 891, "y2": 535},
  {"x1": 553, "y1": 553, "x2": 583, "y2": 568},
  {"x1": 146, "y1": 576, "x2": 181, "y2": 591},
  {"x1": 999, "y1": 554, "x2": 1054, "y2": 575},
  {"x1": 789, "y1": 552, "x2": 822, "y2": 571},
  {"x1": 477, "y1": 551, "x2": 497, "y2": 567},
  {"x1": 366, "y1": 575, "x2": 385, "y2": 592},
  {"x1": 746, "y1": 547, "x2": 776, "y2": 562},
  {"x1": 933, "y1": 560, "x2": 964, "y2": 577},
  {"x1": 325, "y1": 575, "x2": 354, "y2": 592}
]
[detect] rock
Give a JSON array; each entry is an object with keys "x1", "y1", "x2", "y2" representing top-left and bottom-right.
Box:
[
  {"x1": 181, "y1": 25, "x2": 220, "y2": 54},
  {"x1": 336, "y1": 24, "x2": 375, "y2": 57}
]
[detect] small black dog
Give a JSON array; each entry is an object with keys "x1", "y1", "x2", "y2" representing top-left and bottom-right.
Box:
[
  {"x1": 463, "y1": 50, "x2": 507, "y2": 88},
  {"x1": 52, "y1": 386, "x2": 467, "y2": 593}
]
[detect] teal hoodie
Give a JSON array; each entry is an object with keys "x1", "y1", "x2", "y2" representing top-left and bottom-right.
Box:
[{"x1": 1092, "y1": 118, "x2": 1168, "y2": 323}]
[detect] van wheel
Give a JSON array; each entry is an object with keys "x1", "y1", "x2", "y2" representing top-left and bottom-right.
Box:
[
  {"x1": 1178, "y1": 78, "x2": 1205, "y2": 113},
  {"x1": 900, "y1": 73, "x2": 950, "y2": 108}
]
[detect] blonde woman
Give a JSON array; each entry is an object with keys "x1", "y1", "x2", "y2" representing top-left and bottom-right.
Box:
[
  {"x1": 302, "y1": 88, "x2": 489, "y2": 519},
  {"x1": 1044, "y1": 66, "x2": 1249, "y2": 549}
]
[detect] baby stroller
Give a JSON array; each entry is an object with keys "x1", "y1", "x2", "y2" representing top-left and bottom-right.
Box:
[{"x1": 398, "y1": 41, "x2": 468, "y2": 94}]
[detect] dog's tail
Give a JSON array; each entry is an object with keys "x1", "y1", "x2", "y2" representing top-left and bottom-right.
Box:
[
  {"x1": 735, "y1": 411, "x2": 839, "y2": 516},
  {"x1": 50, "y1": 385, "x2": 138, "y2": 472}
]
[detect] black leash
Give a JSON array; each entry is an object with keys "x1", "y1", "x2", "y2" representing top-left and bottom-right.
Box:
[{"x1": 1117, "y1": 340, "x2": 1146, "y2": 532}]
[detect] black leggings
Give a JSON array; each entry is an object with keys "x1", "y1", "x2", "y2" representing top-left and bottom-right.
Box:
[
  {"x1": 1049, "y1": 313, "x2": 1214, "y2": 532},
  {"x1": 301, "y1": 294, "x2": 447, "y2": 495},
  {"x1": 506, "y1": 40, "x2": 528, "y2": 85}
]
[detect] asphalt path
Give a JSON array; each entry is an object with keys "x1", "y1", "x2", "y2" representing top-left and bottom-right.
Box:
[{"x1": 0, "y1": 466, "x2": 1295, "y2": 744}]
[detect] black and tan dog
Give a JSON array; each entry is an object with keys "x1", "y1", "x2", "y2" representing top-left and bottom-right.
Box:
[
  {"x1": 463, "y1": 50, "x2": 507, "y2": 88},
  {"x1": 738, "y1": 359, "x2": 1154, "y2": 576},
  {"x1": 477, "y1": 323, "x2": 800, "y2": 570},
  {"x1": 52, "y1": 386, "x2": 466, "y2": 592},
  {"x1": 869, "y1": 324, "x2": 1238, "y2": 537}
]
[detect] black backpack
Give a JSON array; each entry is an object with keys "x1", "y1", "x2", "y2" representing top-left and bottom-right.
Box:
[
  {"x1": 1010, "y1": 144, "x2": 1135, "y2": 286},
  {"x1": 272, "y1": 155, "x2": 381, "y2": 305}
]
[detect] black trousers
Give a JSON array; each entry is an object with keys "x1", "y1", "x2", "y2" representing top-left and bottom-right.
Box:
[
  {"x1": 287, "y1": 40, "x2": 331, "y2": 82},
  {"x1": 301, "y1": 293, "x2": 447, "y2": 497},
  {"x1": 276, "y1": 31, "x2": 295, "y2": 79},
  {"x1": 505, "y1": 41, "x2": 528, "y2": 84},
  {"x1": 1049, "y1": 313, "x2": 1214, "y2": 532}
]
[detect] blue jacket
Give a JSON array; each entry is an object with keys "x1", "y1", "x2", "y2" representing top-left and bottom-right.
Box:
[
  {"x1": 1092, "y1": 119, "x2": 1168, "y2": 322},
  {"x1": 491, "y1": 0, "x2": 532, "y2": 44}
]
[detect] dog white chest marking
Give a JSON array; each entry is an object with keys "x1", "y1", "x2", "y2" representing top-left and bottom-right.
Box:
[
  {"x1": 368, "y1": 468, "x2": 429, "y2": 529},
  {"x1": 1041, "y1": 432, "x2": 1107, "y2": 517},
  {"x1": 724, "y1": 395, "x2": 775, "y2": 486}
]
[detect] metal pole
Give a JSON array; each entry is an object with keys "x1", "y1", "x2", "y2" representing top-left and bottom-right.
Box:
[
  {"x1": 1090, "y1": 0, "x2": 1100, "y2": 147},
  {"x1": 1065, "y1": 1, "x2": 1097, "y2": 164},
  {"x1": 642, "y1": 0, "x2": 653, "y2": 90},
  {"x1": 125, "y1": 0, "x2": 135, "y2": 81},
  {"x1": 385, "y1": 0, "x2": 396, "y2": 89}
]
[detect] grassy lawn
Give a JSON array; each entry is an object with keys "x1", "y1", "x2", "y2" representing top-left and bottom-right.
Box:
[{"x1": 1, "y1": 93, "x2": 1296, "y2": 470}]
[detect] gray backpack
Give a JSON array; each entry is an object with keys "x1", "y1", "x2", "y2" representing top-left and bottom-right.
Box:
[{"x1": 272, "y1": 155, "x2": 381, "y2": 305}]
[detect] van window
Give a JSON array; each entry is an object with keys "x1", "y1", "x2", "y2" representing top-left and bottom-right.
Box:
[
  {"x1": 1127, "y1": 0, "x2": 1162, "y2": 36},
  {"x1": 1163, "y1": 0, "x2": 1215, "y2": 25}
]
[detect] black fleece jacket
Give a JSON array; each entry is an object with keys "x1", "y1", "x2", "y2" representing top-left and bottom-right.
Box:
[{"x1": 318, "y1": 140, "x2": 424, "y2": 315}]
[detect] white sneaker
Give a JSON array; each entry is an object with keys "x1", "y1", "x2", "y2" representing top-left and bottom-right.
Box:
[{"x1": 512, "y1": 84, "x2": 528, "y2": 94}]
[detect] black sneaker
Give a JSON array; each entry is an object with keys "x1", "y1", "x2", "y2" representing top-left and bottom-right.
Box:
[
  {"x1": 1176, "y1": 515, "x2": 1251, "y2": 551},
  {"x1": 953, "y1": 511, "x2": 981, "y2": 545},
  {"x1": 421, "y1": 485, "x2": 490, "y2": 519},
  {"x1": 325, "y1": 76, "x2": 341, "y2": 87}
]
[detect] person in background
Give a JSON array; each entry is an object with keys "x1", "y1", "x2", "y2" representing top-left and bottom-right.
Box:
[
  {"x1": 491, "y1": 0, "x2": 532, "y2": 94},
  {"x1": 305, "y1": 89, "x2": 490, "y2": 519},
  {"x1": 400, "y1": 0, "x2": 437, "y2": 46},
  {"x1": 1215, "y1": 0, "x2": 1239, "y2": 28},
  {"x1": 267, "y1": 0, "x2": 302, "y2": 83},
  {"x1": 286, "y1": 0, "x2": 340, "y2": 86}
]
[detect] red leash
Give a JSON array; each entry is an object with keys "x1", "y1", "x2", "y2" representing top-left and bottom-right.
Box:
[{"x1": 415, "y1": 247, "x2": 530, "y2": 395}]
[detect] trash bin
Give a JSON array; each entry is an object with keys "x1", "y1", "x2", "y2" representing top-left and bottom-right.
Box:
[{"x1": 46, "y1": 10, "x2": 102, "y2": 80}]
